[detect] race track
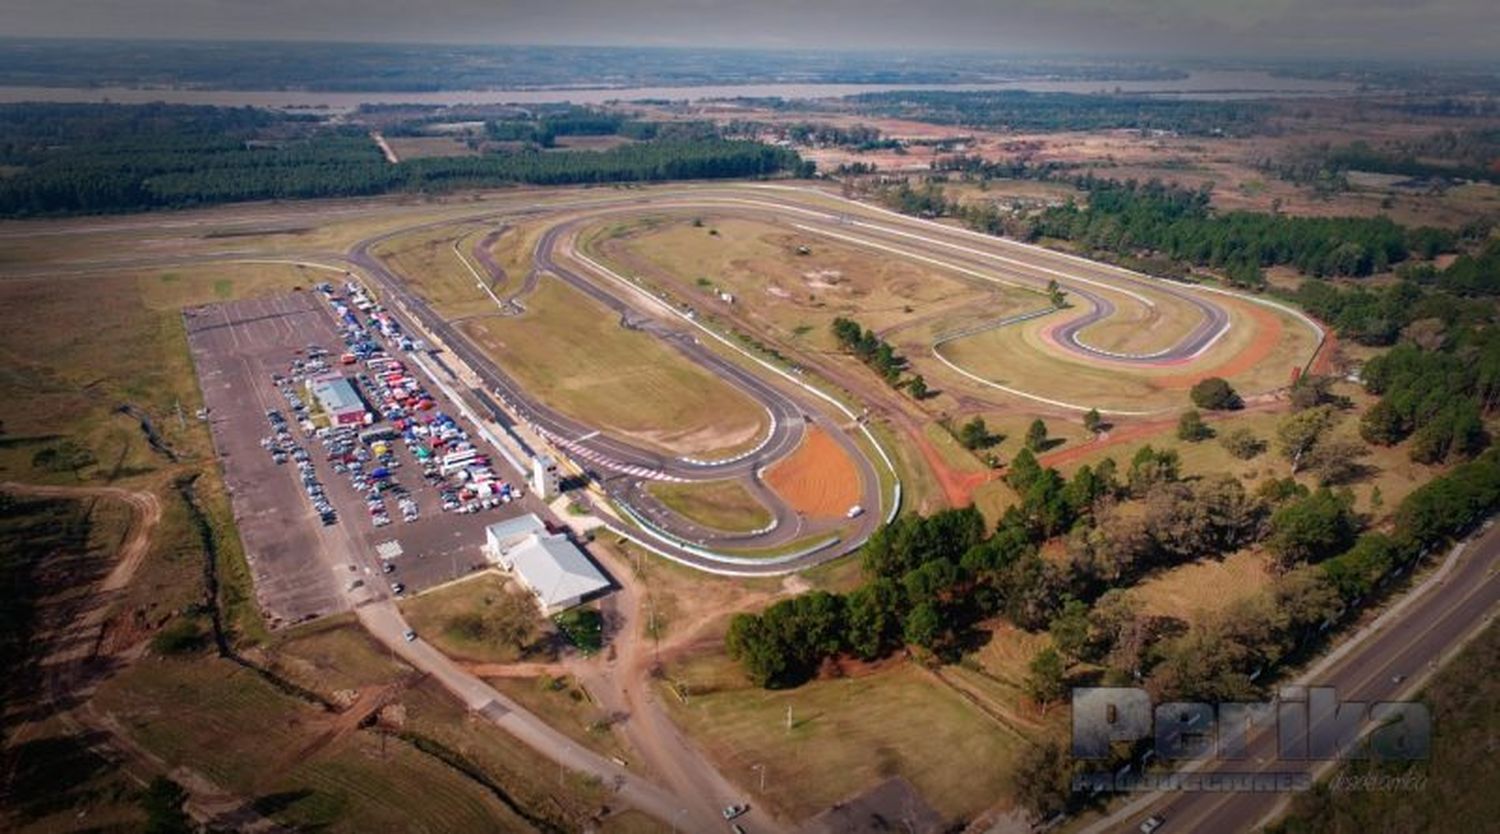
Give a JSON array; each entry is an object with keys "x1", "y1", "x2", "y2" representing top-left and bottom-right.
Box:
[{"x1": 350, "y1": 184, "x2": 1323, "y2": 570}]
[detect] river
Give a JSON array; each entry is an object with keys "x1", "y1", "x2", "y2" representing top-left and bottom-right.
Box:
[{"x1": 0, "y1": 70, "x2": 1358, "y2": 110}]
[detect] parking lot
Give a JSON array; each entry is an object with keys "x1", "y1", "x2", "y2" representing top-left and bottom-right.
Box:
[{"x1": 186, "y1": 288, "x2": 549, "y2": 628}]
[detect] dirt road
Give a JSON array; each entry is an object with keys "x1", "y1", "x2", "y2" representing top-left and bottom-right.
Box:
[{"x1": 0, "y1": 480, "x2": 291, "y2": 832}]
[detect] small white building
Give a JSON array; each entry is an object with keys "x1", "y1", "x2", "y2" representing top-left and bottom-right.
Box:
[
  {"x1": 531, "y1": 454, "x2": 559, "y2": 500},
  {"x1": 484, "y1": 514, "x2": 609, "y2": 614}
]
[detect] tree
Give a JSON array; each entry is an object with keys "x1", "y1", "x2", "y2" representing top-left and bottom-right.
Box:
[
  {"x1": 903, "y1": 601, "x2": 945, "y2": 653},
  {"x1": 1190, "y1": 377, "x2": 1241, "y2": 410},
  {"x1": 1013, "y1": 740, "x2": 1076, "y2": 822},
  {"x1": 1219, "y1": 427, "x2": 1266, "y2": 460},
  {"x1": 139, "y1": 777, "x2": 192, "y2": 834},
  {"x1": 31, "y1": 439, "x2": 96, "y2": 480},
  {"x1": 1277, "y1": 405, "x2": 1338, "y2": 474},
  {"x1": 724, "y1": 613, "x2": 788, "y2": 688},
  {"x1": 1127, "y1": 445, "x2": 1180, "y2": 495},
  {"x1": 1083, "y1": 408, "x2": 1103, "y2": 435},
  {"x1": 1289, "y1": 375, "x2": 1345, "y2": 411},
  {"x1": 1048, "y1": 598, "x2": 1092, "y2": 663},
  {"x1": 906, "y1": 374, "x2": 928, "y2": 400},
  {"x1": 1267, "y1": 487, "x2": 1358, "y2": 570},
  {"x1": 1025, "y1": 646, "x2": 1068, "y2": 712},
  {"x1": 1359, "y1": 399, "x2": 1406, "y2": 446},
  {"x1": 1176, "y1": 409, "x2": 1212, "y2": 442},
  {"x1": 845, "y1": 579, "x2": 903, "y2": 660},
  {"x1": 1005, "y1": 448, "x2": 1044, "y2": 492},
  {"x1": 1025, "y1": 418, "x2": 1050, "y2": 452},
  {"x1": 1304, "y1": 437, "x2": 1369, "y2": 486},
  {"x1": 958, "y1": 416, "x2": 997, "y2": 450}
]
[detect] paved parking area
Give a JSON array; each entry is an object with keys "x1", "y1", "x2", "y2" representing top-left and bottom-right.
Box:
[{"x1": 186, "y1": 290, "x2": 548, "y2": 629}]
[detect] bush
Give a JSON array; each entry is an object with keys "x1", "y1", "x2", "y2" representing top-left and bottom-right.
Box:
[
  {"x1": 1190, "y1": 377, "x2": 1241, "y2": 410},
  {"x1": 1220, "y1": 427, "x2": 1266, "y2": 459},
  {"x1": 1177, "y1": 409, "x2": 1212, "y2": 442},
  {"x1": 151, "y1": 616, "x2": 207, "y2": 655}
]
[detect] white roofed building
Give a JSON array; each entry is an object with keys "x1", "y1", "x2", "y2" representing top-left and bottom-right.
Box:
[{"x1": 484, "y1": 514, "x2": 610, "y2": 614}]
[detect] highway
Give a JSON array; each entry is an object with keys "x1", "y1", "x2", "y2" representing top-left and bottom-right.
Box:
[{"x1": 1078, "y1": 521, "x2": 1500, "y2": 834}]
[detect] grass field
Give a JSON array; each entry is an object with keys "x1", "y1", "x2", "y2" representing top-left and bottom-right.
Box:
[
  {"x1": 1, "y1": 493, "x2": 144, "y2": 831},
  {"x1": 486, "y1": 673, "x2": 631, "y2": 761},
  {"x1": 1125, "y1": 548, "x2": 1273, "y2": 626},
  {"x1": 265, "y1": 614, "x2": 411, "y2": 693},
  {"x1": 457, "y1": 276, "x2": 770, "y2": 457},
  {"x1": 659, "y1": 652, "x2": 1023, "y2": 822},
  {"x1": 595, "y1": 214, "x2": 1009, "y2": 352},
  {"x1": 93, "y1": 655, "x2": 544, "y2": 833},
  {"x1": 938, "y1": 293, "x2": 1320, "y2": 412},
  {"x1": 646, "y1": 479, "x2": 773, "y2": 532},
  {"x1": 371, "y1": 224, "x2": 499, "y2": 318},
  {"x1": 399, "y1": 572, "x2": 547, "y2": 665},
  {"x1": 383, "y1": 136, "x2": 480, "y2": 160}
]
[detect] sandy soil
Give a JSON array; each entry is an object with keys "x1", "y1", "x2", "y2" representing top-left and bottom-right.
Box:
[{"x1": 765, "y1": 426, "x2": 862, "y2": 518}]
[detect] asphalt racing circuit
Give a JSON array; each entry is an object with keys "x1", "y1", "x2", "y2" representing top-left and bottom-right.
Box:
[{"x1": 345, "y1": 184, "x2": 1323, "y2": 573}]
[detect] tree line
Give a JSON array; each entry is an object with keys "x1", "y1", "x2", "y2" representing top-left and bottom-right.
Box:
[
  {"x1": 843, "y1": 90, "x2": 1269, "y2": 136},
  {"x1": 0, "y1": 104, "x2": 810, "y2": 216},
  {"x1": 1030, "y1": 177, "x2": 1456, "y2": 280},
  {"x1": 830, "y1": 316, "x2": 926, "y2": 397}
]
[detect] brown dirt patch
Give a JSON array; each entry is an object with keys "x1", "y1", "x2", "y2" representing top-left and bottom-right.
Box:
[{"x1": 765, "y1": 426, "x2": 861, "y2": 518}]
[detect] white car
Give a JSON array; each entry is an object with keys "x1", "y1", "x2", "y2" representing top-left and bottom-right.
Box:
[{"x1": 1139, "y1": 815, "x2": 1165, "y2": 833}]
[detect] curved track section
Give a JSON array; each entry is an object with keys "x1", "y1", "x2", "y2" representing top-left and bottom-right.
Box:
[
  {"x1": 349, "y1": 185, "x2": 1320, "y2": 570},
  {"x1": 350, "y1": 218, "x2": 886, "y2": 574}
]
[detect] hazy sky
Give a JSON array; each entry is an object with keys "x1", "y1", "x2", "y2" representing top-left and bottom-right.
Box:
[{"x1": 5, "y1": 0, "x2": 1498, "y2": 60}]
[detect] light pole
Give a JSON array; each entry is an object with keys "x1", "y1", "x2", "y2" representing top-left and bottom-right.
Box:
[{"x1": 752, "y1": 763, "x2": 766, "y2": 793}]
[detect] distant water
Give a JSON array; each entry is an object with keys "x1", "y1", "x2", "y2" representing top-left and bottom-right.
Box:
[{"x1": 0, "y1": 70, "x2": 1357, "y2": 110}]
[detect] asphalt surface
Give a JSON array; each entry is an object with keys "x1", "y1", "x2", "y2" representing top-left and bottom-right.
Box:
[
  {"x1": 346, "y1": 213, "x2": 883, "y2": 573},
  {"x1": 185, "y1": 291, "x2": 553, "y2": 624},
  {"x1": 339, "y1": 185, "x2": 1321, "y2": 572},
  {"x1": 1078, "y1": 521, "x2": 1500, "y2": 834}
]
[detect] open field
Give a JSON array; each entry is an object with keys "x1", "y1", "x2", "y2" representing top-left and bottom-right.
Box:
[
  {"x1": 400, "y1": 572, "x2": 547, "y2": 665},
  {"x1": 383, "y1": 135, "x2": 480, "y2": 160},
  {"x1": 458, "y1": 276, "x2": 771, "y2": 457},
  {"x1": 93, "y1": 655, "x2": 537, "y2": 833},
  {"x1": 765, "y1": 425, "x2": 863, "y2": 519},
  {"x1": 646, "y1": 478, "x2": 773, "y2": 533},
  {"x1": 938, "y1": 293, "x2": 1318, "y2": 412},
  {"x1": 370, "y1": 223, "x2": 498, "y2": 317},
  {"x1": 486, "y1": 673, "x2": 632, "y2": 762},
  {"x1": 1126, "y1": 548, "x2": 1273, "y2": 626},
  {"x1": 659, "y1": 652, "x2": 1023, "y2": 823},
  {"x1": 596, "y1": 213, "x2": 1021, "y2": 352}
]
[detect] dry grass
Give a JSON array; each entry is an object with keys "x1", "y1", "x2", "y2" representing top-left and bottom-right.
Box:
[
  {"x1": 485, "y1": 674, "x2": 630, "y2": 761},
  {"x1": 383, "y1": 136, "x2": 480, "y2": 160},
  {"x1": 457, "y1": 277, "x2": 770, "y2": 457},
  {"x1": 646, "y1": 479, "x2": 774, "y2": 532},
  {"x1": 938, "y1": 295, "x2": 1319, "y2": 413},
  {"x1": 658, "y1": 652, "x2": 1023, "y2": 822},
  {"x1": 399, "y1": 572, "x2": 545, "y2": 665},
  {"x1": 595, "y1": 214, "x2": 1002, "y2": 352},
  {"x1": 1125, "y1": 548, "x2": 1273, "y2": 626},
  {"x1": 370, "y1": 224, "x2": 499, "y2": 318}
]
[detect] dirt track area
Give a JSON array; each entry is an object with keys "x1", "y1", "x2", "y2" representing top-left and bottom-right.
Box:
[{"x1": 765, "y1": 426, "x2": 862, "y2": 518}]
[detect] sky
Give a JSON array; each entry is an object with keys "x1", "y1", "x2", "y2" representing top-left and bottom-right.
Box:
[{"x1": 4, "y1": 0, "x2": 1498, "y2": 61}]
